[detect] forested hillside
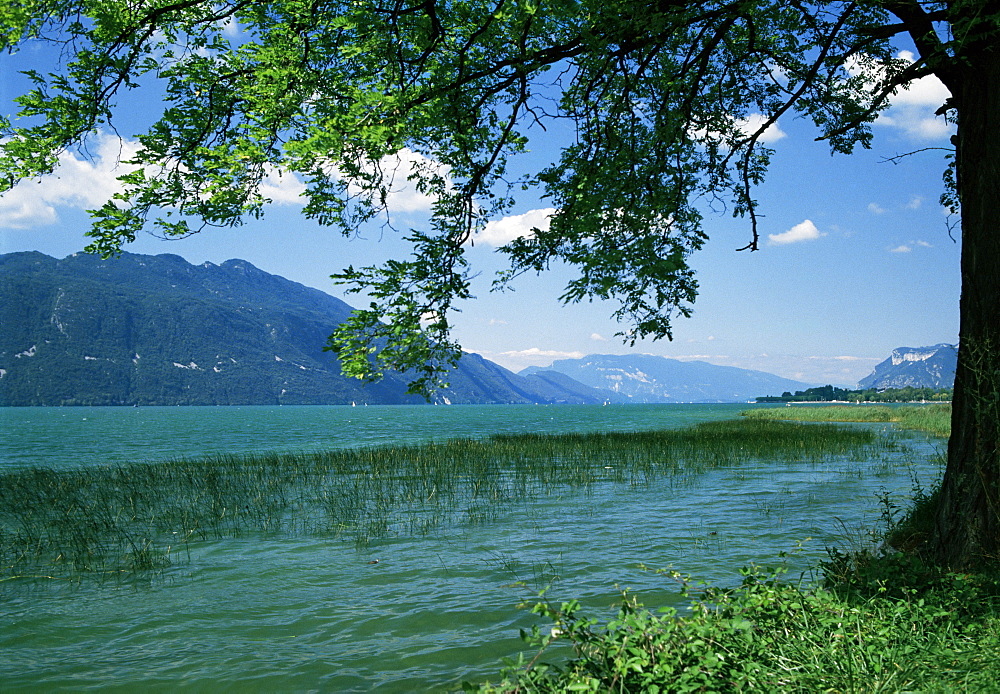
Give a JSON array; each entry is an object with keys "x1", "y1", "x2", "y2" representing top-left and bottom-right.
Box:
[{"x1": 0, "y1": 252, "x2": 604, "y2": 406}]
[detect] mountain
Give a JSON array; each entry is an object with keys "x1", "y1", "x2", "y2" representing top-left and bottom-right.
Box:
[
  {"x1": 520, "y1": 353, "x2": 813, "y2": 403},
  {"x1": 857, "y1": 344, "x2": 957, "y2": 390},
  {"x1": 0, "y1": 251, "x2": 608, "y2": 406}
]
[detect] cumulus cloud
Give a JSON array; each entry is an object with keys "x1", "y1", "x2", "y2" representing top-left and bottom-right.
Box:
[
  {"x1": 331, "y1": 147, "x2": 454, "y2": 216},
  {"x1": 736, "y1": 114, "x2": 787, "y2": 144},
  {"x1": 259, "y1": 166, "x2": 307, "y2": 204},
  {"x1": 767, "y1": 219, "x2": 825, "y2": 246},
  {"x1": 475, "y1": 207, "x2": 556, "y2": 247},
  {"x1": 891, "y1": 244, "x2": 912, "y2": 253},
  {"x1": 887, "y1": 52, "x2": 951, "y2": 111},
  {"x1": 0, "y1": 132, "x2": 448, "y2": 230},
  {"x1": 690, "y1": 113, "x2": 788, "y2": 147},
  {"x1": 0, "y1": 132, "x2": 311, "y2": 229},
  {"x1": 0, "y1": 134, "x2": 143, "y2": 229},
  {"x1": 867, "y1": 202, "x2": 886, "y2": 215},
  {"x1": 372, "y1": 148, "x2": 452, "y2": 213},
  {"x1": 590, "y1": 333, "x2": 608, "y2": 341},
  {"x1": 847, "y1": 50, "x2": 952, "y2": 140}
]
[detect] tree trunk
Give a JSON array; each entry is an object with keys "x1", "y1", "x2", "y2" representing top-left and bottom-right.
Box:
[{"x1": 933, "y1": 45, "x2": 1000, "y2": 568}]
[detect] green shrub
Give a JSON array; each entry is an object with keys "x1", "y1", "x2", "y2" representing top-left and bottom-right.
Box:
[{"x1": 475, "y1": 561, "x2": 1000, "y2": 692}]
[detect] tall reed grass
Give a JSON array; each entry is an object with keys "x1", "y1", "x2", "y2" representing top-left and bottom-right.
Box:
[
  {"x1": 0, "y1": 419, "x2": 898, "y2": 588},
  {"x1": 742, "y1": 403, "x2": 951, "y2": 437}
]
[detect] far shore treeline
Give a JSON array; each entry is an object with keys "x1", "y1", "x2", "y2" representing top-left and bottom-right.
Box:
[{"x1": 756, "y1": 385, "x2": 953, "y2": 404}]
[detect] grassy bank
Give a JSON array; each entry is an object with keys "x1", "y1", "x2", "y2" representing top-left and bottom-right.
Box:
[
  {"x1": 1, "y1": 419, "x2": 894, "y2": 587},
  {"x1": 742, "y1": 403, "x2": 952, "y2": 437}
]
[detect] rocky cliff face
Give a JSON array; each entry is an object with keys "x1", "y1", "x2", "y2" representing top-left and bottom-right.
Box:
[{"x1": 857, "y1": 343, "x2": 957, "y2": 390}]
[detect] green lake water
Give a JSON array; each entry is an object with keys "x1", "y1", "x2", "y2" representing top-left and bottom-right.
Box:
[{"x1": 0, "y1": 404, "x2": 943, "y2": 691}]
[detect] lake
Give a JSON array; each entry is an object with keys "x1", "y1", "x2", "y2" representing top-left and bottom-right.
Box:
[{"x1": 0, "y1": 404, "x2": 943, "y2": 691}]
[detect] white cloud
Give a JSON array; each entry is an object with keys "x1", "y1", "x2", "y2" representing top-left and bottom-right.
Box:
[
  {"x1": 0, "y1": 134, "x2": 143, "y2": 229},
  {"x1": 877, "y1": 108, "x2": 952, "y2": 140},
  {"x1": 488, "y1": 318, "x2": 508, "y2": 326},
  {"x1": 891, "y1": 52, "x2": 951, "y2": 106},
  {"x1": 479, "y1": 346, "x2": 587, "y2": 372},
  {"x1": 736, "y1": 114, "x2": 787, "y2": 144},
  {"x1": 867, "y1": 196, "x2": 925, "y2": 217},
  {"x1": 767, "y1": 219, "x2": 825, "y2": 245},
  {"x1": 377, "y1": 148, "x2": 452, "y2": 213},
  {"x1": 499, "y1": 347, "x2": 585, "y2": 361},
  {"x1": 590, "y1": 333, "x2": 608, "y2": 341},
  {"x1": 0, "y1": 132, "x2": 312, "y2": 229},
  {"x1": 875, "y1": 51, "x2": 952, "y2": 140},
  {"x1": 259, "y1": 166, "x2": 307, "y2": 204},
  {"x1": 891, "y1": 239, "x2": 932, "y2": 253},
  {"x1": 690, "y1": 113, "x2": 787, "y2": 147},
  {"x1": 476, "y1": 207, "x2": 556, "y2": 247},
  {"x1": 220, "y1": 16, "x2": 241, "y2": 38},
  {"x1": 333, "y1": 147, "x2": 454, "y2": 216}
]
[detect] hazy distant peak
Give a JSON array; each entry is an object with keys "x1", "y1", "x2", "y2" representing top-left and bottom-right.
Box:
[{"x1": 522, "y1": 353, "x2": 813, "y2": 403}]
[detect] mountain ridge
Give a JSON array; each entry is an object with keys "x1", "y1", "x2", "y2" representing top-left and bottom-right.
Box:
[
  {"x1": 521, "y1": 352, "x2": 814, "y2": 403},
  {"x1": 3, "y1": 251, "x2": 856, "y2": 406},
  {"x1": 857, "y1": 343, "x2": 957, "y2": 390},
  {"x1": 1, "y1": 251, "x2": 610, "y2": 406}
]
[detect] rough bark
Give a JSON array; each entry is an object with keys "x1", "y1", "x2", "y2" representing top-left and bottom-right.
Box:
[{"x1": 933, "y1": 38, "x2": 1000, "y2": 568}]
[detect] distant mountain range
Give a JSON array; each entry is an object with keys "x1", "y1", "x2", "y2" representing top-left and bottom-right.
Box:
[
  {"x1": 521, "y1": 353, "x2": 812, "y2": 403},
  {"x1": 0, "y1": 251, "x2": 609, "y2": 406},
  {"x1": 3, "y1": 251, "x2": 888, "y2": 407},
  {"x1": 857, "y1": 343, "x2": 957, "y2": 390}
]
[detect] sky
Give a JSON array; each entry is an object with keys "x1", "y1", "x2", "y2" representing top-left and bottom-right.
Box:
[{"x1": 0, "y1": 38, "x2": 960, "y2": 388}]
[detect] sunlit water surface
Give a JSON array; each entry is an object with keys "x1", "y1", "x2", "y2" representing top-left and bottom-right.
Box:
[{"x1": 1, "y1": 404, "x2": 943, "y2": 691}]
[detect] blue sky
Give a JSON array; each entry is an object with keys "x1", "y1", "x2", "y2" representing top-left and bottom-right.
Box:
[{"x1": 1, "y1": 40, "x2": 959, "y2": 387}]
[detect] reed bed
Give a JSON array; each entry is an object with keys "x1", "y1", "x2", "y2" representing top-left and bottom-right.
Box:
[
  {"x1": 742, "y1": 403, "x2": 952, "y2": 437},
  {"x1": 0, "y1": 419, "x2": 898, "y2": 588}
]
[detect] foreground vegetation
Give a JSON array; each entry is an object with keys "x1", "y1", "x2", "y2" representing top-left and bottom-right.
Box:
[
  {"x1": 475, "y1": 404, "x2": 984, "y2": 692},
  {"x1": 0, "y1": 419, "x2": 892, "y2": 587},
  {"x1": 475, "y1": 553, "x2": 1000, "y2": 692}
]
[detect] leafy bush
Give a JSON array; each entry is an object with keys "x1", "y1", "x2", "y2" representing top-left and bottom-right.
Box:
[{"x1": 475, "y1": 560, "x2": 1000, "y2": 692}]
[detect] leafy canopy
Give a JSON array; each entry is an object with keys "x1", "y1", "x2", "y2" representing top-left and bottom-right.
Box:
[{"x1": 0, "y1": 1, "x2": 948, "y2": 393}]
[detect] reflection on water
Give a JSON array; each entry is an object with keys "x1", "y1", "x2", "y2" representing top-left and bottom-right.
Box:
[{"x1": 0, "y1": 404, "x2": 943, "y2": 692}]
